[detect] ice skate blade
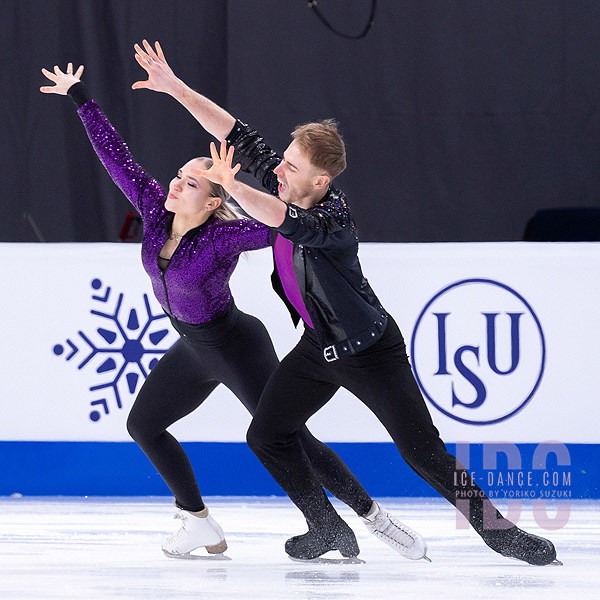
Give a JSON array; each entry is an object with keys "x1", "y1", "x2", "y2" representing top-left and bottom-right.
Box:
[
  {"x1": 163, "y1": 550, "x2": 232, "y2": 561},
  {"x1": 504, "y1": 556, "x2": 563, "y2": 566},
  {"x1": 288, "y1": 556, "x2": 365, "y2": 565}
]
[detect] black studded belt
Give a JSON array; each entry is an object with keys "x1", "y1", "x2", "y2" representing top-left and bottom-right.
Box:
[{"x1": 323, "y1": 316, "x2": 388, "y2": 362}]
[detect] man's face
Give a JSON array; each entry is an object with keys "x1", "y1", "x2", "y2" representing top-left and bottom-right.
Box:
[{"x1": 273, "y1": 140, "x2": 326, "y2": 206}]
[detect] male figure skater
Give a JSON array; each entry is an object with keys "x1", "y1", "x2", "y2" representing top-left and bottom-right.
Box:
[{"x1": 133, "y1": 40, "x2": 558, "y2": 565}]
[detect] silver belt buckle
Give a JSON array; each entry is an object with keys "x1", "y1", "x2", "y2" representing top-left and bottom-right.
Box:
[{"x1": 323, "y1": 345, "x2": 339, "y2": 362}]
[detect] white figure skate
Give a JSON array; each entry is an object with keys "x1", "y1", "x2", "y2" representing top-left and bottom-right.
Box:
[
  {"x1": 162, "y1": 505, "x2": 227, "y2": 558},
  {"x1": 361, "y1": 501, "x2": 430, "y2": 561}
]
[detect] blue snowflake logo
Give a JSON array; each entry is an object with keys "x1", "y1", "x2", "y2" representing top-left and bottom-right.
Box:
[{"x1": 53, "y1": 278, "x2": 175, "y2": 422}]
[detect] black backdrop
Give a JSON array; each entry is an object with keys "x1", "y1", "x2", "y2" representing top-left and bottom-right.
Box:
[{"x1": 2, "y1": 0, "x2": 600, "y2": 242}]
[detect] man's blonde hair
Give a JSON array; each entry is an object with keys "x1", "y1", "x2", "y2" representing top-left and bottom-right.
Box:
[{"x1": 291, "y1": 119, "x2": 347, "y2": 179}]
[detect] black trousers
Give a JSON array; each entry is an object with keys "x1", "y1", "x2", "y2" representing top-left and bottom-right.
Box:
[
  {"x1": 247, "y1": 315, "x2": 508, "y2": 535},
  {"x1": 126, "y1": 302, "x2": 372, "y2": 514}
]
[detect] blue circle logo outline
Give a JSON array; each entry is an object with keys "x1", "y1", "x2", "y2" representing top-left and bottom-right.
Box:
[{"x1": 410, "y1": 278, "x2": 546, "y2": 426}]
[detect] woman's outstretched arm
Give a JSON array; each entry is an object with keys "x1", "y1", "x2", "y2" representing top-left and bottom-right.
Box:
[{"x1": 40, "y1": 62, "x2": 163, "y2": 217}]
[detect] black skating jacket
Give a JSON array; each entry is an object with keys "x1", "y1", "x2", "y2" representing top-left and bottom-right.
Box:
[{"x1": 226, "y1": 120, "x2": 387, "y2": 361}]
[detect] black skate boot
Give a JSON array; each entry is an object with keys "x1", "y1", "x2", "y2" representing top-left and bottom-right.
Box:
[
  {"x1": 285, "y1": 518, "x2": 360, "y2": 560},
  {"x1": 482, "y1": 525, "x2": 560, "y2": 565}
]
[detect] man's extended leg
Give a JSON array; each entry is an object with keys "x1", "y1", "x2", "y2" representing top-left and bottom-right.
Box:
[
  {"x1": 335, "y1": 316, "x2": 557, "y2": 565},
  {"x1": 246, "y1": 338, "x2": 361, "y2": 559},
  {"x1": 247, "y1": 333, "x2": 427, "y2": 560},
  {"x1": 221, "y1": 312, "x2": 373, "y2": 517}
]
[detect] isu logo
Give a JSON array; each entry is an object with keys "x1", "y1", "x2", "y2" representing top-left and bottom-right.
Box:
[{"x1": 410, "y1": 279, "x2": 546, "y2": 425}]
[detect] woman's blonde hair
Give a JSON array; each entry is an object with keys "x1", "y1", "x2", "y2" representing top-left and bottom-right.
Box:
[{"x1": 197, "y1": 157, "x2": 240, "y2": 221}]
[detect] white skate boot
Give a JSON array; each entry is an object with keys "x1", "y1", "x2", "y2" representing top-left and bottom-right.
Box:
[
  {"x1": 162, "y1": 505, "x2": 227, "y2": 558},
  {"x1": 361, "y1": 501, "x2": 430, "y2": 561}
]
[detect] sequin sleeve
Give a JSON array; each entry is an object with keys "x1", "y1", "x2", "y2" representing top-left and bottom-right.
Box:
[
  {"x1": 277, "y1": 205, "x2": 347, "y2": 249},
  {"x1": 213, "y1": 219, "x2": 272, "y2": 256},
  {"x1": 76, "y1": 98, "x2": 164, "y2": 218},
  {"x1": 225, "y1": 120, "x2": 281, "y2": 196},
  {"x1": 276, "y1": 187, "x2": 358, "y2": 250}
]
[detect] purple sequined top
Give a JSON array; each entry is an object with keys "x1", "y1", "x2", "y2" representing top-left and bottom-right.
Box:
[{"x1": 77, "y1": 100, "x2": 271, "y2": 324}]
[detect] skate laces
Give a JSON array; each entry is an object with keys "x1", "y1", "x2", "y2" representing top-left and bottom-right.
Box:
[
  {"x1": 373, "y1": 511, "x2": 417, "y2": 547},
  {"x1": 169, "y1": 511, "x2": 190, "y2": 537},
  {"x1": 361, "y1": 504, "x2": 429, "y2": 561}
]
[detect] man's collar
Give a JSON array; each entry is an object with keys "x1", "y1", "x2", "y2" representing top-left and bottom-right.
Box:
[{"x1": 314, "y1": 186, "x2": 332, "y2": 207}]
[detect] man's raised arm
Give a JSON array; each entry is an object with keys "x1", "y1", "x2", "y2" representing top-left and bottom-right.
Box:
[
  {"x1": 132, "y1": 39, "x2": 235, "y2": 141},
  {"x1": 193, "y1": 141, "x2": 287, "y2": 228}
]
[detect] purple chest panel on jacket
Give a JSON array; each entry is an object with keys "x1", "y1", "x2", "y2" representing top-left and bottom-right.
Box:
[
  {"x1": 78, "y1": 100, "x2": 271, "y2": 324},
  {"x1": 273, "y1": 234, "x2": 314, "y2": 328}
]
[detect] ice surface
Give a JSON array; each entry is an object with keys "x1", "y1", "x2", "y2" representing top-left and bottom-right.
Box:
[{"x1": 0, "y1": 497, "x2": 597, "y2": 600}]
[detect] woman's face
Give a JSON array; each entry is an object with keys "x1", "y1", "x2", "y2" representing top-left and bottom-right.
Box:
[{"x1": 165, "y1": 158, "x2": 218, "y2": 216}]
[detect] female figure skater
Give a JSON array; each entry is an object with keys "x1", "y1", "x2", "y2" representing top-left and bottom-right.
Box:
[{"x1": 40, "y1": 63, "x2": 426, "y2": 561}]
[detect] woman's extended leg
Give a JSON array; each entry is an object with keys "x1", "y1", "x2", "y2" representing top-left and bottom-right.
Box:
[{"x1": 126, "y1": 339, "x2": 218, "y2": 512}]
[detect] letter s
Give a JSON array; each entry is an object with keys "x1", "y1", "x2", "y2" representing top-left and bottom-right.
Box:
[{"x1": 451, "y1": 345, "x2": 487, "y2": 408}]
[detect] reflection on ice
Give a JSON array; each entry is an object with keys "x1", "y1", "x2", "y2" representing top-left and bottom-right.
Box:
[{"x1": 0, "y1": 497, "x2": 598, "y2": 600}]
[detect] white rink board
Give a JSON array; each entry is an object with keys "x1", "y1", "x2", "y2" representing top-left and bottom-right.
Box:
[{"x1": 1, "y1": 242, "x2": 598, "y2": 444}]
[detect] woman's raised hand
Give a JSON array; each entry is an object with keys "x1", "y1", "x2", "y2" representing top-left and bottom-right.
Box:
[
  {"x1": 40, "y1": 63, "x2": 84, "y2": 95},
  {"x1": 132, "y1": 39, "x2": 180, "y2": 94},
  {"x1": 192, "y1": 140, "x2": 241, "y2": 190}
]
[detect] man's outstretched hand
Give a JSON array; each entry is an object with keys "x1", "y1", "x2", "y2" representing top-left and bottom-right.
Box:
[
  {"x1": 192, "y1": 140, "x2": 241, "y2": 191},
  {"x1": 132, "y1": 39, "x2": 181, "y2": 95}
]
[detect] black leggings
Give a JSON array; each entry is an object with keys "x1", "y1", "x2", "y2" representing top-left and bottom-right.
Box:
[
  {"x1": 247, "y1": 315, "x2": 509, "y2": 535},
  {"x1": 126, "y1": 302, "x2": 372, "y2": 514}
]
